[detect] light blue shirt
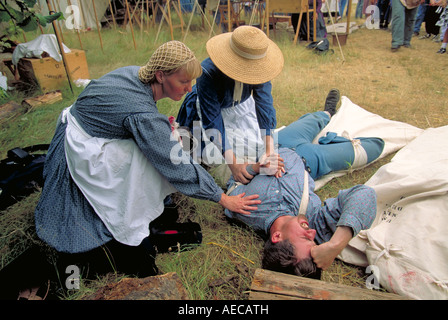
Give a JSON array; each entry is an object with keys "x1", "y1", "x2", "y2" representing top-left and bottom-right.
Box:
[{"x1": 224, "y1": 148, "x2": 376, "y2": 244}]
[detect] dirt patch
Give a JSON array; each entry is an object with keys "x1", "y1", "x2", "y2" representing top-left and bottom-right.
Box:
[{"x1": 83, "y1": 272, "x2": 189, "y2": 300}]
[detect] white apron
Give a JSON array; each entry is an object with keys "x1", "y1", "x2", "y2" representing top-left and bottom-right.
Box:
[
  {"x1": 196, "y1": 95, "x2": 264, "y2": 166},
  {"x1": 63, "y1": 106, "x2": 177, "y2": 246}
]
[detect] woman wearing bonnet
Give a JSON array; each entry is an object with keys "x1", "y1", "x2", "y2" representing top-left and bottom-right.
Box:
[
  {"x1": 177, "y1": 26, "x2": 286, "y2": 185},
  {"x1": 34, "y1": 40, "x2": 260, "y2": 278}
]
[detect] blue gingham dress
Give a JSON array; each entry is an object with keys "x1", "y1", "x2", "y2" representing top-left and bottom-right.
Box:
[{"x1": 35, "y1": 66, "x2": 223, "y2": 253}]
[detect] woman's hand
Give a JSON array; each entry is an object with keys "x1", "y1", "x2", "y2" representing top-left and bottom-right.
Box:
[
  {"x1": 228, "y1": 163, "x2": 254, "y2": 184},
  {"x1": 218, "y1": 192, "x2": 261, "y2": 215}
]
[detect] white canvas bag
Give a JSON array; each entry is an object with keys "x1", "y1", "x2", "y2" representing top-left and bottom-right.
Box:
[{"x1": 339, "y1": 126, "x2": 448, "y2": 299}]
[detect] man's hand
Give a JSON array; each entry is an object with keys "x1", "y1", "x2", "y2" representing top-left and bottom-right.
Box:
[
  {"x1": 310, "y1": 226, "x2": 353, "y2": 270},
  {"x1": 257, "y1": 153, "x2": 285, "y2": 177},
  {"x1": 218, "y1": 192, "x2": 261, "y2": 215}
]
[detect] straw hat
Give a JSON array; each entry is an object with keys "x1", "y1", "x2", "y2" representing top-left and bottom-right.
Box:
[{"x1": 206, "y1": 26, "x2": 284, "y2": 85}]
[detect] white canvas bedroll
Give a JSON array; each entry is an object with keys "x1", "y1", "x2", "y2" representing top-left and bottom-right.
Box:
[
  {"x1": 339, "y1": 125, "x2": 448, "y2": 300},
  {"x1": 313, "y1": 96, "x2": 424, "y2": 190}
]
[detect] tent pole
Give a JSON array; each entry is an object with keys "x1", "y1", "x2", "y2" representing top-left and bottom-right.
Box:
[
  {"x1": 345, "y1": 0, "x2": 352, "y2": 35},
  {"x1": 166, "y1": 0, "x2": 174, "y2": 40},
  {"x1": 51, "y1": 0, "x2": 66, "y2": 43},
  {"x1": 182, "y1": 0, "x2": 198, "y2": 42},
  {"x1": 77, "y1": 0, "x2": 88, "y2": 30},
  {"x1": 198, "y1": 1, "x2": 214, "y2": 33},
  {"x1": 125, "y1": 0, "x2": 138, "y2": 50},
  {"x1": 92, "y1": 0, "x2": 104, "y2": 52},
  {"x1": 151, "y1": 0, "x2": 157, "y2": 27},
  {"x1": 154, "y1": 2, "x2": 166, "y2": 43},
  {"x1": 45, "y1": 0, "x2": 74, "y2": 94},
  {"x1": 208, "y1": 1, "x2": 219, "y2": 39},
  {"x1": 155, "y1": 1, "x2": 176, "y2": 42},
  {"x1": 108, "y1": 0, "x2": 117, "y2": 29},
  {"x1": 325, "y1": 0, "x2": 345, "y2": 62},
  {"x1": 146, "y1": 0, "x2": 150, "y2": 30},
  {"x1": 313, "y1": 0, "x2": 316, "y2": 41}
]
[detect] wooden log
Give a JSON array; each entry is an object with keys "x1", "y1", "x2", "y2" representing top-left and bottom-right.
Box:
[
  {"x1": 249, "y1": 268, "x2": 407, "y2": 300},
  {"x1": 0, "y1": 101, "x2": 28, "y2": 121},
  {"x1": 22, "y1": 90, "x2": 63, "y2": 109}
]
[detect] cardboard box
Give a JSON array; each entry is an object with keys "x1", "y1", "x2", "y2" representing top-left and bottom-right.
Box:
[{"x1": 18, "y1": 49, "x2": 89, "y2": 93}]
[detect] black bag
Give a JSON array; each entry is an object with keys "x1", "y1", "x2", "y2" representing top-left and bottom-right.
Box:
[
  {"x1": 306, "y1": 38, "x2": 334, "y2": 55},
  {"x1": 0, "y1": 144, "x2": 49, "y2": 210},
  {"x1": 149, "y1": 221, "x2": 202, "y2": 253}
]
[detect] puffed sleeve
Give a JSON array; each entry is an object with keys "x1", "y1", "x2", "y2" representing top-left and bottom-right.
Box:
[
  {"x1": 123, "y1": 112, "x2": 224, "y2": 203},
  {"x1": 196, "y1": 65, "x2": 233, "y2": 153},
  {"x1": 252, "y1": 82, "x2": 277, "y2": 136},
  {"x1": 335, "y1": 185, "x2": 377, "y2": 237}
]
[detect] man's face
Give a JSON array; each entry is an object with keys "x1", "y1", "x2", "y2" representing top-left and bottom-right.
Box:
[{"x1": 280, "y1": 215, "x2": 317, "y2": 261}]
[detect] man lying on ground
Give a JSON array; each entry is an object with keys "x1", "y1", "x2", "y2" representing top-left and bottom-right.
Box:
[{"x1": 224, "y1": 90, "x2": 383, "y2": 278}]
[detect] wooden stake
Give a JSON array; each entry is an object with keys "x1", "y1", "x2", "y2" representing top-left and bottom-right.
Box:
[
  {"x1": 324, "y1": 0, "x2": 345, "y2": 62},
  {"x1": 151, "y1": 0, "x2": 157, "y2": 27},
  {"x1": 183, "y1": 0, "x2": 198, "y2": 42},
  {"x1": 266, "y1": 0, "x2": 269, "y2": 37},
  {"x1": 146, "y1": 0, "x2": 150, "y2": 30},
  {"x1": 208, "y1": 1, "x2": 220, "y2": 39},
  {"x1": 77, "y1": 0, "x2": 88, "y2": 30},
  {"x1": 313, "y1": 0, "x2": 317, "y2": 41},
  {"x1": 346, "y1": 0, "x2": 353, "y2": 36},
  {"x1": 155, "y1": 1, "x2": 176, "y2": 42},
  {"x1": 108, "y1": 0, "x2": 117, "y2": 29},
  {"x1": 166, "y1": 0, "x2": 174, "y2": 40},
  {"x1": 67, "y1": 0, "x2": 84, "y2": 49},
  {"x1": 154, "y1": 1, "x2": 165, "y2": 43},
  {"x1": 125, "y1": 0, "x2": 137, "y2": 50},
  {"x1": 92, "y1": 0, "x2": 104, "y2": 52},
  {"x1": 51, "y1": 0, "x2": 65, "y2": 43},
  {"x1": 45, "y1": 0, "x2": 74, "y2": 94},
  {"x1": 227, "y1": 0, "x2": 231, "y2": 32}
]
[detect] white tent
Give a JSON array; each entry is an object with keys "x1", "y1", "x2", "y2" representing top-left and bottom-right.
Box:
[{"x1": 37, "y1": 0, "x2": 110, "y2": 30}]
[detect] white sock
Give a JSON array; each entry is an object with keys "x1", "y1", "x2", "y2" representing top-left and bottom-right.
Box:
[{"x1": 442, "y1": 43, "x2": 447, "y2": 49}]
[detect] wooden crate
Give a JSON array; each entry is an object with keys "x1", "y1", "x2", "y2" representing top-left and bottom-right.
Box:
[
  {"x1": 249, "y1": 268, "x2": 407, "y2": 300},
  {"x1": 17, "y1": 49, "x2": 89, "y2": 93}
]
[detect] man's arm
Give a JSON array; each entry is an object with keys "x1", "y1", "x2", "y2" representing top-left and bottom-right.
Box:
[
  {"x1": 310, "y1": 185, "x2": 377, "y2": 270},
  {"x1": 310, "y1": 226, "x2": 353, "y2": 270}
]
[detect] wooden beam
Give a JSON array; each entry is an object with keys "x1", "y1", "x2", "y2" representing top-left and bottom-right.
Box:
[{"x1": 249, "y1": 269, "x2": 407, "y2": 300}]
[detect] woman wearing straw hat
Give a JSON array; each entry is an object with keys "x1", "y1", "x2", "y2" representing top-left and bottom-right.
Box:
[
  {"x1": 34, "y1": 40, "x2": 260, "y2": 280},
  {"x1": 177, "y1": 26, "x2": 285, "y2": 185}
]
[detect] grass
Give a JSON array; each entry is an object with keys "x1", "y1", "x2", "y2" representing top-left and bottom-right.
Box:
[{"x1": 0, "y1": 9, "x2": 447, "y2": 300}]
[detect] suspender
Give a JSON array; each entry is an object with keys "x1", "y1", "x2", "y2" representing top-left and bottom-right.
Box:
[{"x1": 298, "y1": 168, "x2": 309, "y2": 216}]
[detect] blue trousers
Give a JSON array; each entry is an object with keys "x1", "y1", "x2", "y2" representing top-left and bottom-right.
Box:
[
  {"x1": 275, "y1": 112, "x2": 385, "y2": 180},
  {"x1": 391, "y1": 0, "x2": 418, "y2": 48}
]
